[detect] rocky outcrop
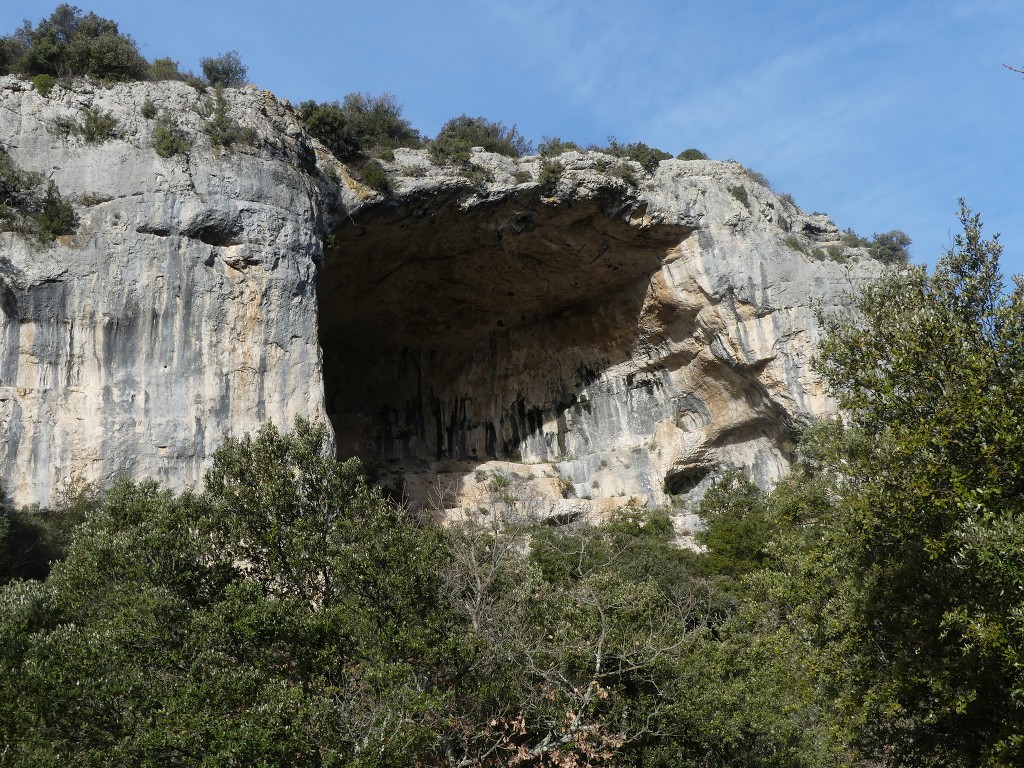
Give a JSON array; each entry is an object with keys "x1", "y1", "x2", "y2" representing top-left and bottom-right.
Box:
[
  {"x1": 325, "y1": 149, "x2": 881, "y2": 524},
  {"x1": 0, "y1": 76, "x2": 338, "y2": 505},
  {"x1": 0, "y1": 76, "x2": 883, "y2": 517}
]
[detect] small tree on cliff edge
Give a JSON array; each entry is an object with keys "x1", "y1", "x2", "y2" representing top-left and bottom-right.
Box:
[{"x1": 200, "y1": 49, "x2": 247, "y2": 87}]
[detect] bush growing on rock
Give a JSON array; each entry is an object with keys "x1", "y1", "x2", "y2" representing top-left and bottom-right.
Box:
[
  {"x1": 601, "y1": 137, "x2": 672, "y2": 172},
  {"x1": 744, "y1": 166, "x2": 772, "y2": 189},
  {"x1": 429, "y1": 114, "x2": 532, "y2": 164},
  {"x1": 201, "y1": 85, "x2": 256, "y2": 148},
  {"x1": 49, "y1": 105, "x2": 120, "y2": 144},
  {"x1": 200, "y1": 49, "x2": 247, "y2": 87},
  {"x1": 869, "y1": 229, "x2": 912, "y2": 264},
  {"x1": 538, "y1": 158, "x2": 564, "y2": 192},
  {"x1": 3, "y1": 4, "x2": 148, "y2": 81},
  {"x1": 730, "y1": 184, "x2": 750, "y2": 208},
  {"x1": 537, "y1": 136, "x2": 580, "y2": 157},
  {"x1": 0, "y1": 146, "x2": 76, "y2": 243},
  {"x1": 79, "y1": 105, "x2": 119, "y2": 143},
  {"x1": 297, "y1": 92, "x2": 422, "y2": 164},
  {"x1": 151, "y1": 114, "x2": 190, "y2": 158},
  {"x1": 31, "y1": 73, "x2": 55, "y2": 96},
  {"x1": 360, "y1": 159, "x2": 393, "y2": 193},
  {"x1": 610, "y1": 161, "x2": 639, "y2": 187},
  {"x1": 677, "y1": 147, "x2": 709, "y2": 160}
]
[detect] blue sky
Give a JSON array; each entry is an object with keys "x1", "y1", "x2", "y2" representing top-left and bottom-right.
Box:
[{"x1": 4, "y1": 1, "x2": 1024, "y2": 274}]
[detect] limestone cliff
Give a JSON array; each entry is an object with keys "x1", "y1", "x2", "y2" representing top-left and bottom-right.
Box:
[{"x1": 0, "y1": 76, "x2": 883, "y2": 517}]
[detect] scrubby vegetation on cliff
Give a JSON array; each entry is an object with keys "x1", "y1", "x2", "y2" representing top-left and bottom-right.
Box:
[
  {"x1": 0, "y1": 5, "x2": 236, "y2": 88},
  {"x1": 0, "y1": 146, "x2": 76, "y2": 243}
]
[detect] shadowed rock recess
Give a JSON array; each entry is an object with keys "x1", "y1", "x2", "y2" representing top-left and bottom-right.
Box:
[{"x1": 0, "y1": 77, "x2": 882, "y2": 518}]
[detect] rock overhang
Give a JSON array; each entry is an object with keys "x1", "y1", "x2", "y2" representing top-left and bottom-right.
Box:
[{"x1": 0, "y1": 78, "x2": 885, "y2": 516}]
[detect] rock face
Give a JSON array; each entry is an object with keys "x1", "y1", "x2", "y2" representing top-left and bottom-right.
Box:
[
  {"x1": 0, "y1": 77, "x2": 882, "y2": 515},
  {"x1": 0, "y1": 77, "x2": 338, "y2": 505}
]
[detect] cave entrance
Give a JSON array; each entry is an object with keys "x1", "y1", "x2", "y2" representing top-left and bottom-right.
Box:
[{"x1": 316, "y1": 186, "x2": 688, "y2": 497}]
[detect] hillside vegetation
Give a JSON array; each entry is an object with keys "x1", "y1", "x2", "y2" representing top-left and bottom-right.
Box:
[
  {"x1": 0, "y1": 5, "x2": 1005, "y2": 766},
  {"x1": 1, "y1": 201, "x2": 1017, "y2": 766}
]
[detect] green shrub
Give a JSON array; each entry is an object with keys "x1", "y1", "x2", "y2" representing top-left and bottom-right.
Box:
[
  {"x1": 202, "y1": 85, "x2": 255, "y2": 148},
  {"x1": 200, "y1": 49, "x2": 247, "y2": 87},
  {"x1": 610, "y1": 162, "x2": 638, "y2": 187},
  {"x1": 34, "y1": 180, "x2": 76, "y2": 242},
  {"x1": 147, "y1": 57, "x2": 182, "y2": 81},
  {"x1": 778, "y1": 191, "x2": 797, "y2": 208},
  {"x1": 0, "y1": 146, "x2": 75, "y2": 244},
  {"x1": 360, "y1": 160, "x2": 393, "y2": 193},
  {"x1": 79, "y1": 106, "x2": 119, "y2": 143},
  {"x1": 677, "y1": 147, "x2": 708, "y2": 160},
  {"x1": 140, "y1": 98, "x2": 157, "y2": 119},
  {"x1": 0, "y1": 146, "x2": 38, "y2": 201},
  {"x1": 14, "y1": 4, "x2": 148, "y2": 81},
  {"x1": 784, "y1": 234, "x2": 808, "y2": 255},
  {"x1": 729, "y1": 184, "x2": 750, "y2": 208},
  {"x1": 537, "y1": 158, "x2": 563, "y2": 192},
  {"x1": 512, "y1": 168, "x2": 532, "y2": 184},
  {"x1": 32, "y1": 73, "x2": 55, "y2": 96},
  {"x1": 694, "y1": 472, "x2": 775, "y2": 579},
  {"x1": 840, "y1": 228, "x2": 871, "y2": 248},
  {"x1": 429, "y1": 115, "x2": 531, "y2": 165},
  {"x1": 401, "y1": 165, "x2": 428, "y2": 178},
  {"x1": 49, "y1": 114, "x2": 78, "y2": 141},
  {"x1": 602, "y1": 137, "x2": 671, "y2": 172},
  {"x1": 50, "y1": 106, "x2": 120, "y2": 143},
  {"x1": 297, "y1": 93, "x2": 421, "y2": 164},
  {"x1": 826, "y1": 244, "x2": 847, "y2": 261},
  {"x1": 151, "y1": 114, "x2": 190, "y2": 158},
  {"x1": 458, "y1": 163, "x2": 490, "y2": 185},
  {"x1": 744, "y1": 167, "x2": 772, "y2": 188},
  {"x1": 869, "y1": 229, "x2": 912, "y2": 264},
  {"x1": 537, "y1": 136, "x2": 579, "y2": 157}
]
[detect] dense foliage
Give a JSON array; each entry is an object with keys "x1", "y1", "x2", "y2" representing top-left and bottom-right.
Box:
[
  {"x1": 200, "y1": 50, "x2": 247, "y2": 88},
  {"x1": 429, "y1": 115, "x2": 532, "y2": 164},
  {"x1": 0, "y1": 418, "x2": 855, "y2": 766},
  {"x1": 599, "y1": 137, "x2": 672, "y2": 172},
  {"x1": 817, "y1": 201, "x2": 1024, "y2": 766},
  {"x1": 0, "y1": 5, "x2": 240, "y2": 88},
  {"x1": 0, "y1": 145, "x2": 76, "y2": 243},
  {"x1": 297, "y1": 93, "x2": 423, "y2": 164},
  {"x1": 0, "y1": 4, "x2": 148, "y2": 81}
]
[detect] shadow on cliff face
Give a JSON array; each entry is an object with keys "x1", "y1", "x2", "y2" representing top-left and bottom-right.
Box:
[{"x1": 317, "y1": 184, "x2": 694, "y2": 492}]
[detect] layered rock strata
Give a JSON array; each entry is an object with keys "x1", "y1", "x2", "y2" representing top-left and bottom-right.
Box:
[{"x1": 0, "y1": 77, "x2": 882, "y2": 517}]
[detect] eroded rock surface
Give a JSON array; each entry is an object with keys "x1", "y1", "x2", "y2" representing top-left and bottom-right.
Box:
[
  {"x1": 0, "y1": 77, "x2": 882, "y2": 516},
  {"x1": 325, "y1": 149, "x2": 882, "y2": 522},
  {"x1": 0, "y1": 77, "x2": 339, "y2": 504}
]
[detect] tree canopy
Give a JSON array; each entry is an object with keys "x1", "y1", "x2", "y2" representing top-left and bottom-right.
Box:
[
  {"x1": 1, "y1": 4, "x2": 148, "y2": 81},
  {"x1": 816, "y1": 201, "x2": 1024, "y2": 766}
]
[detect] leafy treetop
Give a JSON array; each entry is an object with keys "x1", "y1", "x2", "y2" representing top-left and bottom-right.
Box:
[
  {"x1": 297, "y1": 92, "x2": 422, "y2": 164},
  {"x1": 1, "y1": 3, "x2": 148, "y2": 81},
  {"x1": 200, "y1": 49, "x2": 247, "y2": 87},
  {"x1": 429, "y1": 114, "x2": 532, "y2": 164}
]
